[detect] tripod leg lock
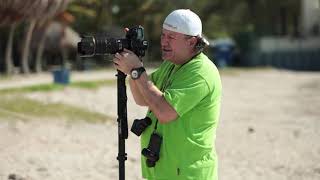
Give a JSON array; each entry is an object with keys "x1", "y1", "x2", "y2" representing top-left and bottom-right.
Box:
[{"x1": 117, "y1": 153, "x2": 128, "y2": 161}]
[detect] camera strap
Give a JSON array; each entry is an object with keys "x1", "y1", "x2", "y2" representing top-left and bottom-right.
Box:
[
  {"x1": 152, "y1": 64, "x2": 176, "y2": 131},
  {"x1": 159, "y1": 52, "x2": 200, "y2": 92},
  {"x1": 160, "y1": 64, "x2": 176, "y2": 92},
  {"x1": 152, "y1": 53, "x2": 200, "y2": 131}
]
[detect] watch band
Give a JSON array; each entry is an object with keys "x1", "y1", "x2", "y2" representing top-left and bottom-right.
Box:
[{"x1": 131, "y1": 66, "x2": 146, "y2": 80}]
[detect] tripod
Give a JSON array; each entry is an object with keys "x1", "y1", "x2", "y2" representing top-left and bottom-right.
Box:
[
  {"x1": 77, "y1": 25, "x2": 147, "y2": 180},
  {"x1": 116, "y1": 70, "x2": 128, "y2": 180}
]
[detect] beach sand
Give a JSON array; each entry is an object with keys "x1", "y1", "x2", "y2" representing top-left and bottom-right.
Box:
[{"x1": 0, "y1": 68, "x2": 319, "y2": 180}]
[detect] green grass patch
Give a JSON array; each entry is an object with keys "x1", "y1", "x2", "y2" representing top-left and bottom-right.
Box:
[
  {"x1": 0, "y1": 79, "x2": 116, "y2": 95},
  {"x1": 0, "y1": 109, "x2": 11, "y2": 119},
  {"x1": 0, "y1": 76, "x2": 10, "y2": 81},
  {"x1": 70, "y1": 79, "x2": 115, "y2": 89},
  {"x1": 0, "y1": 96, "x2": 111, "y2": 123}
]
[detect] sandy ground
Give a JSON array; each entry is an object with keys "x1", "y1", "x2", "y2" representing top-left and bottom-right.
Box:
[{"x1": 0, "y1": 68, "x2": 319, "y2": 180}]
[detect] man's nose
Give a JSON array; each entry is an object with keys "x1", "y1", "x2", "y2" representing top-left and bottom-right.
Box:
[{"x1": 161, "y1": 37, "x2": 168, "y2": 46}]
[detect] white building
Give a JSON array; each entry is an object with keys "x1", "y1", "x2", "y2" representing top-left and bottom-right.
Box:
[
  {"x1": 258, "y1": 0, "x2": 320, "y2": 53},
  {"x1": 301, "y1": 0, "x2": 320, "y2": 36},
  {"x1": 244, "y1": 0, "x2": 320, "y2": 70}
]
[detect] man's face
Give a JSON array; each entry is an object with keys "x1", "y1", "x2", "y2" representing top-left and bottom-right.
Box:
[{"x1": 160, "y1": 29, "x2": 192, "y2": 63}]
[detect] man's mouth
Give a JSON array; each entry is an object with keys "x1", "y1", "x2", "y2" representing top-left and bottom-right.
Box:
[{"x1": 162, "y1": 48, "x2": 171, "y2": 52}]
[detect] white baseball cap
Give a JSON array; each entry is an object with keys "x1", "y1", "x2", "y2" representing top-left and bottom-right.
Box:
[{"x1": 163, "y1": 9, "x2": 202, "y2": 37}]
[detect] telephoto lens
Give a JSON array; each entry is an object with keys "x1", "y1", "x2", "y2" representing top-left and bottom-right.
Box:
[
  {"x1": 141, "y1": 132, "x2": 162, "y2": 167},
  {"x1": 77, "y1": 26, "x2": 148, "y2": 57},
  {"x1": 131, "y1": 117, "x2": 152, "y2": 136},
  {"x1": 77, "y1": 36, "x2": 95, "y2": 57}
]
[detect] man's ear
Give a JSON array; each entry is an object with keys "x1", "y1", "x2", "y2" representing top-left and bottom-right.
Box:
[{"x1": 188, "y1": 37, "x2": 197, "y2": 47}]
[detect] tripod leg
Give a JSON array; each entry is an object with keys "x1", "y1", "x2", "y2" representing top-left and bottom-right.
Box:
[{"x1": 116, "y1": 70, "x2": 128, "y2": 180}]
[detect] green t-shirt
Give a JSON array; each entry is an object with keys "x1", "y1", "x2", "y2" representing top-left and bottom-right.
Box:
[{"x1": 141, "y1": 53, "x2": 222, "y2": 180}]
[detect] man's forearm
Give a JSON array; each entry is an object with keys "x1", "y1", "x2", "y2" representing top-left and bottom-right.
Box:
[
  {"x1": 129, "y1": 78, "x2": 148, "y2": 106},
  {"x1": 133, "y1": 72, "x2": 178, "y2": 123}
]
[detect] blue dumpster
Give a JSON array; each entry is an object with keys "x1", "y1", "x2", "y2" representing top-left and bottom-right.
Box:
[
  {"x1": 210, "y1": 38, "x2": 236, "y2": 68},
  {"x1": 52, "y1": 68, "x2": 70, "y2": 85}
]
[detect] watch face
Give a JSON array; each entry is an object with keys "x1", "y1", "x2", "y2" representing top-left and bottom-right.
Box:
[{"x1": 131, "y1": 70, "x2": 138, "y2": 79}]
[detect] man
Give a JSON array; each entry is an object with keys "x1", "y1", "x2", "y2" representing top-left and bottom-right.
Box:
[{"x1": 113, "y1": 9, "x2": 221, "y2": 180}]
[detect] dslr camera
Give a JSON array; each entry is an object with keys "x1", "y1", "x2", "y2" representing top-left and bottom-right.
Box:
[
  {"x1": 131, "y1": 117, "x2": 152, "y2": 136},
  {"x1": 142, "y1": 132, "x2": 162, "y2": 167},
  {"x1": 77, "y1": 25, "x2": 148, "y2": 57},
  {"x1": 131, "y1": 117, "x2": 162, "y2": 167}
]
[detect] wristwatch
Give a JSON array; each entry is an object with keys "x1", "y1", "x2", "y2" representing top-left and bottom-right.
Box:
[{"x1": 130, "y1": 67, "x2": 146, "y2": 80}]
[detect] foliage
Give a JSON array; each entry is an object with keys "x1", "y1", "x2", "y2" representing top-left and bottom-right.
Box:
[
  {"x1": 0, "y1": 0, "x2": 301, "y2": 71},
  {"x1": 67, "y1": 0, "x2": 300, "y2": 44}
]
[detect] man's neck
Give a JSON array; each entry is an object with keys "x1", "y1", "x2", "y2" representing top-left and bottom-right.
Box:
[{"x1": 175, "y1": 52, "x2": 200, "y2": 65}]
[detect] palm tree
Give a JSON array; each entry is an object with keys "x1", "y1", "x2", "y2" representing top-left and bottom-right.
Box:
[
  {"x1": 0, "y1": 0, "x2": 72, "y2": 74},
  {"x1": 34, "y1": 0, "x2": 72, "y2": 73},
  {"x1": 4, "y1": 23, "x2": 16, "y2": 75},
  {"x1": 21, "y1": 0, "x2": 72, "y2": 74},
  {"x1": 0, "y1": 0, "x2": 24, "y2": 74}
]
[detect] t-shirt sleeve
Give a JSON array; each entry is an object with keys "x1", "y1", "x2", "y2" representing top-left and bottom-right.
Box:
[{"x1": 163, "y1": 74, "x2": 209, "y2": 117}]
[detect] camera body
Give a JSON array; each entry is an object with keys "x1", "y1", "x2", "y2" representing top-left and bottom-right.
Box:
[
  {"x1": 131, "y1": 117, "x2": 162, "y2": 167},
  {"x1": 77, "y1": 26, "x2": 148, "y2": 57},
  {"x1": 131, "y1": 117, "x2": 152, "y2": 136},
  {"x1": 142, "y1": 132, "x2": 162, "y2": 167}
]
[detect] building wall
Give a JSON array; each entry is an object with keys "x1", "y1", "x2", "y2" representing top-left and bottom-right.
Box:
[
  {"x1": 301, "y1": 0, "x2": 320, "y2": 36},
  {"x1": 258, "y1": 37, "x2": 320, "y2": 52}
]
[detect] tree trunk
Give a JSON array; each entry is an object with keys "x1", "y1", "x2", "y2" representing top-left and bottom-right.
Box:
[
  {"x1": 5, "y1": 23, "x2": 16, "y2": 75},
  {"x1": 21, "y1": 20, "x2": 36, "y2": 74},
  {"x1": 35, "y1": 24, "x2": 50, "y2": 73},
  {"x1": 280, "y1": 6, "x2": 287, "y2": 36},
  {"x1": 61, "y1": 47, "x2": 68, "y2": 68}
]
